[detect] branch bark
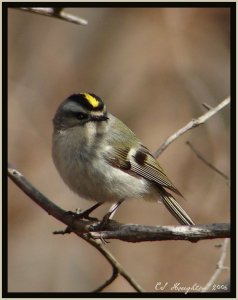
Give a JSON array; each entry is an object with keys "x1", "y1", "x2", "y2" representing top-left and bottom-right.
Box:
[{"x1": 90, "y1": 223, "x2": 230, "y2": 243}]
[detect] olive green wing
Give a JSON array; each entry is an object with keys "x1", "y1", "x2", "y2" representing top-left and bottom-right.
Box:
[
  {"x1": 131, "y1": 147, "x2": 182, "y2": 196},
  {"x1": 105, "y1": 145, "x2": 182, "y2": 197}
]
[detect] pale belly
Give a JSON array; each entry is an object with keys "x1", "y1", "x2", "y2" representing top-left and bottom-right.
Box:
[{"x1": 61, "y1": 157, "x2": 153, "y2": 203}]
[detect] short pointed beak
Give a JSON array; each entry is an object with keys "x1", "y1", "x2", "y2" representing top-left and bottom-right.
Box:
[{"x1": 92, "y1": 115, "x2": 108, "y2": 122}]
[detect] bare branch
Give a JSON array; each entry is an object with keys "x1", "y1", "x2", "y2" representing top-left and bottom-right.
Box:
[
  {"x1": 186, "y1": 141, "x2": 230, "y2": 185},
  {"x1": 90, "y1": 223, "x2": 230, "y2": 243},
  {"x1": 201, "y1": 238, "x2": 230, "y2": 292},
  {"x1": 154, "y1": 97, "x2": 230, "y2": 158},
  {"x1": 8, "y1": 163, "x2": 144, "y2": 292},
  {"x1": 13, "y1": 7, "x2": 88, "y2": 25},
  {"x1": 8, "y1": 164, "x2": 230, "y2": 244}
]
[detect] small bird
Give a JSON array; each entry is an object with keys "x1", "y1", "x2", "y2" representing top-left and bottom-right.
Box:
[{"x1": 52, "y1": 93, "x2": 194, "y2": 226}]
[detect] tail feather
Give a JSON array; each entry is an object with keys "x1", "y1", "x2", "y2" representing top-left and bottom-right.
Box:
[{"x1": 161, "y1": 192, "x2": 195, "y2": 225}]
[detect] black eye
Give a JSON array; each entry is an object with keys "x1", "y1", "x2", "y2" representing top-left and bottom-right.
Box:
[{"x1": 75, "y1": 112, "x2": 88, "y2": 120}]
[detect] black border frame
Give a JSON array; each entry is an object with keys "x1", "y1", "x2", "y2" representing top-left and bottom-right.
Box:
[{"x1": 3, "y1": 2, "x2": 236, "y2": 298}]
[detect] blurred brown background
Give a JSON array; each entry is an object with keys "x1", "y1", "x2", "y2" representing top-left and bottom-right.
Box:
[{"x1": 8, "y1": 7, "x2": 230, "y2": 293}]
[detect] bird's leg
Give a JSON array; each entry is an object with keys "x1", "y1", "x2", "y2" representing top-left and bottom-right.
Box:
[{"x1": 100, "y1": 199, "x2": 125, "y2": 227}]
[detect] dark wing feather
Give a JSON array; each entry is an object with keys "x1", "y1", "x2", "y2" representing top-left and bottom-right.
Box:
[
  {"x1": 131, "y1": 148, "x2": 182, "y2": 196},
  {"x1": 105, "y1": 145, "x2": 182, "y2": 197}
]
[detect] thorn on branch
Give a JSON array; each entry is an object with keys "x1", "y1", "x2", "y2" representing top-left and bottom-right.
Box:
[
  {"x1": 202, "y1": 103, "x2": 213, "y2": 110},
  {"x1": 53, "y1": 227, "x2": 72, "y2": 235}
]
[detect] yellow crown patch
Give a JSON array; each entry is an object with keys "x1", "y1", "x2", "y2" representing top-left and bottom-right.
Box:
[{"x1": 83, "y1": 93, "x2": 100, "y2": 108}]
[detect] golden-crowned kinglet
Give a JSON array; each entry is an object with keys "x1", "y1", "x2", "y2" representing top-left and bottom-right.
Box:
[{"x1": 52, "y1": 93, "x2": 194, "y2": 225}]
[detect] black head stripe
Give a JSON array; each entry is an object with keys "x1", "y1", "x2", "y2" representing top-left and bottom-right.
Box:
[{"x1": 68, "y1": 93, "x2": 104, "y2": 111}]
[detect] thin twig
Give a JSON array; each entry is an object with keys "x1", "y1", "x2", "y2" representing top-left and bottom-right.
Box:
[
  {"x1": 82, "y1": 235, "x2": 144, "y2": 292},
  {"x1": 202, "y1": 103, "x2": 213, "y2": 110},
  {"x1": 7, "y1": 163, "x2": 144, "y2": 292},
  {"x1": 201, "y1": 238, "x2": 229, "y2": 292},
  {"x1": 14, "y1": 7, "x2": 88, "y2": 25},
  {"x1": 91, "y1": 266, "x2": 118, "y2": 293},
  {"x1": 154, "y1": 97, "x2": 230, "y2": 158},
  {"x1": 186, "y1": 141, "x2": 230, "y2": 184}
]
